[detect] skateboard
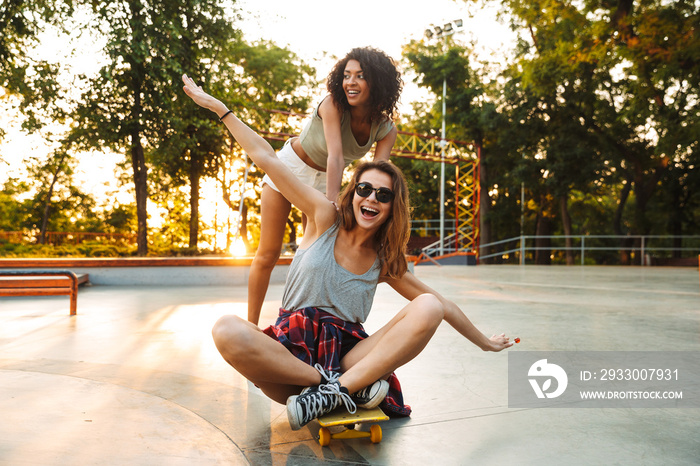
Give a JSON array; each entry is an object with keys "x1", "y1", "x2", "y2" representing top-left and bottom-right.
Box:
[{"x1": 317, "y1": 407, "x2": 388, "y2": 446}]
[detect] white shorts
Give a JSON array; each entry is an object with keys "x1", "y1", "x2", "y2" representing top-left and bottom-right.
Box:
[{"x1": 262, "y1": 140, "x2": 327, "y2": 194}]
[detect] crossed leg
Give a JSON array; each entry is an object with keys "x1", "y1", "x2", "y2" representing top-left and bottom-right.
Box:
[
  {"x1": 337, "y1": 293, "x2": 444, "y2": 393},
  {"x1": 212, "y1": 315, "x2": 323, "y2": 404},
  {"x1": 212, "y1": 293, "x2": 445, "y2": 404}
]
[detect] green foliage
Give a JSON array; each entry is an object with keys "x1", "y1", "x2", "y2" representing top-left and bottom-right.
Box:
[
  {"x1": 0, "y1": 178, "x2": 30, "y2": 230},
  {"x1": 475, "y1": 0, "x2": 700, "y2": 250},
  {"x1": 396, "y1": 0, "x2": 699, "y2": 263},
  {"x1": 0, "y1": 240, "x2": 131, "y2": 258},
  {"x1": 0, "y1": 0, "x2": 74, "y2": 135},
  {"x1": 151, "y1": 191, "x2": 190, "y2": 249},
  {"x1": 101, "y1": 203, "x2": 137, "y2": 234},
  {"x1": 2, "y1": 0, "x2": 316, "y2": 258},
  {"x1": 3, "y1": 0, "x2": 699, "y2": 261}
]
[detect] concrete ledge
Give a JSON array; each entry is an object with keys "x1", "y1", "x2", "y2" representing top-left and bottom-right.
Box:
[
  {"x1": 648, "y1": 256, "x2": 699, "y2": 267},
  {"x1": 414, "y1": 252, "x2": 477, "y2": 266},
  {"x1": 0, "y1": 255, "x2": 415, "y2": 286},
  {"x1": 0, "y1": 257, "x2": 292, "y2": 267},
  {"x1": 0, "y1": 257, "x2": 292, "y2": 286}
]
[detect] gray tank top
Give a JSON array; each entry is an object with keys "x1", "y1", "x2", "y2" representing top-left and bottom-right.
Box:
[{"x1": 281, "y1": 221, "x2": 381, "y2": 323}]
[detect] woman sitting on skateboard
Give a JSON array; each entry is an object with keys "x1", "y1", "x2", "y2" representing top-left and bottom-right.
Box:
[{"x1": 182, "y1": 74, "x2": 514, "y2": 431}]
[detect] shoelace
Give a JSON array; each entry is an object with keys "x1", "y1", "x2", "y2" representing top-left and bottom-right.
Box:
[
  {"x1": 312, "y1": 363, "x2": 357, "y2": 414},
  {"x1": 318, "y1": 380, "x2": 357, "y2": 414},
  {"x1": 298, "y1": 389, "x2": 337, "y2": 422},
  {"x1": 354, "y1": 384, "x2": 372, "y2": 399},
  {"x1": 313, "y1": 363, "x2": 340, "y2": 385}
]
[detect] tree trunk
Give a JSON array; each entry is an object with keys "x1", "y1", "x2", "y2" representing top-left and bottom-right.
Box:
[
  {"x1": 286, "y1": 218, "x2": 297, "y2": 250},
  {"x1": 632, "y1": 160, "x2": 667, "y2": 237},
  {"x1": 131, "y1": 138, "x2": 148, "y2": 256},
  {"x1": 668, "y1": 177, "x2": 684, "y2": 259},
  {"x1": 535, "y1": 195, "x2": 553, "y2": 265},
  {"x1": 239, "y1": 203, "x2": 251, "y2": 252},
  {"x1": 535, "y1": 217, "x2": 553, "y2": 264},
  {"x1": 188, "y1": 156, "x2": 200, "y2": 249},
  {"x1": 613, "y1": 178, "x2": 631, "y2": 236},
  {"x1": 614, "y1": 176, "x2": 632, "y2": 265},
  {"x1": 39, "y1": 153, "x2": 67, "y2": 245},
  {"x1": 129, "y1": 1, "x2": 148, "y2": 256},
  {"x1": 559, "y1": 194, "x2": 574, "y2": 265}
]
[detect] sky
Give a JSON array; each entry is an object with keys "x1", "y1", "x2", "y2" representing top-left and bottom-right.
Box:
[
  {"x1": 1, "y1": 0, "x2": 515, "y2": 235},
  {"x1": 235, "y1": 0, "x2": 512, "y2": 66}
]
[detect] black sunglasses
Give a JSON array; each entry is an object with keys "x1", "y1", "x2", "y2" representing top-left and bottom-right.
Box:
[{"x1": 355, "y1": 182, "x2": 395, "y2": 203}]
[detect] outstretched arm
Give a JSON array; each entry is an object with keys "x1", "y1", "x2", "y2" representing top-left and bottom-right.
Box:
[
  {"x1": 182, "y1": 74, "x2": 333, "y2": 223},
  {"x1": 384, "y1": 271, "x2": 513, "y2": 352}
]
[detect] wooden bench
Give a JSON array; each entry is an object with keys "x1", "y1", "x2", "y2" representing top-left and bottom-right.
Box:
[{"x1": 0, "y1": 271, "x2": 89, "y2": 316}]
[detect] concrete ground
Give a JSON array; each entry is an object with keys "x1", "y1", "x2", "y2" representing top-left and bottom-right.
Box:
[{"x1": 1, "y1": 265, "x2": 699, "y2": 465}]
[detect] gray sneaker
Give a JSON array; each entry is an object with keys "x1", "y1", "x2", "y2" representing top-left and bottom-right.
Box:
[{"x1": 352, "y1": 379, "x2": 389, "y2": 409}]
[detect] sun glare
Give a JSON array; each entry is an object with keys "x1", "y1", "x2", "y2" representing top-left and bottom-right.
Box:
[{"x1": 229, "y1": 237, "x2": 248, "y2": 257}]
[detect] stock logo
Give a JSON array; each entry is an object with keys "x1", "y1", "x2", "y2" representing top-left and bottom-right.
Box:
[{"x1": 528, "y1": 359, "x2": 568, "y2": 399}]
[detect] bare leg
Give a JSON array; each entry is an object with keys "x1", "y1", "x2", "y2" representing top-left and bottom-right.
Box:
[
  {"x1": 212, "y1": 315, "x2": 323, "y2": 404},
  {"x1": 247, "y1": 184, "x2": 291, "y2": 325},
  {"x1": 338, "y1": 293, "x2": 444, "y2": 393}
]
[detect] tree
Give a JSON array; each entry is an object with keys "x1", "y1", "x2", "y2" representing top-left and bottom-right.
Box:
[
  {"x1": 495, "y1": 0, "x2": 610, "y2": 263},
  {"x1": 207, "y1": 41, "x2": 314, "y2": 252},
  {"x1": 0, "y1": 0, "x2": 78, "y2": 157},
  {"x1": 154, "y1": 21, "x2": 314, "y2": 250},
  {"x1": 148, "y1": 0, "x2": 241, "y2": 250},
  {"x1": 31, "y1": 149, "x2": 71, "y2": 243},
  {"x1": 67, "y1": 0, "x2": 201, "y2": 255},
  {"x1": 1, "y1": 0, "x2": 78, "y2": 231},
  {"x1": 22, "y1": 150, "x2": 98, "y2": 235},
  {"x1": 498, "y1": 0, "x2": 700, "y2": 263}
]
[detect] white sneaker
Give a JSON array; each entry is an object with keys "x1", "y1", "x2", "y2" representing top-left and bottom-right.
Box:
[{"x1": 351, "y1": 379, "x2": 389, "y2": 409}]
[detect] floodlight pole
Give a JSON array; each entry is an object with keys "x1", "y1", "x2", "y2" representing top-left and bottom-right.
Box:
[
  {"x1": 425, "y1": 19, "x2": 462, "y2": 257},
  {"x1": 439, "y1": 78, "x2": 447, "y2": 256}
]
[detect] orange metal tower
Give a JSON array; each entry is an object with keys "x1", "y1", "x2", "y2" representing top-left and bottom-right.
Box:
[{"x1": 391, "y1": 131, "x2": 480, "y2": 255}]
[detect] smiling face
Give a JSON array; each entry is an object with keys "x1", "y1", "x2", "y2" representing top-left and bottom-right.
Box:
[
  {"x1": 343, "y1": 59, "x2": 370, "y2": 107},
  {"x1": 353, "y1": 168, "x2": 393, "y2": 229}
]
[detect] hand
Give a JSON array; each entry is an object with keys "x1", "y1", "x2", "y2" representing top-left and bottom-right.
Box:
[
  {"x1": 488, "y1": 333, "x2": 514, "y2": 352},
  {"x1": 181, "y1": 74, "x2": 226, "y2": 115}
]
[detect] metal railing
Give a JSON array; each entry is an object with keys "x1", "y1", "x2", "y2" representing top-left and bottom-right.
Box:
[
  {"x1": 420, "y1": 232, "x2": 458, "y2": 257},
  {"x1": 479, "y1": 235, "x2": 700, "y2": 265},
  {"x1": 410, "y1": 219, "x2": 443, "y2": 236},
  {"x1": 417, "y1": 227, "x2": 478, "y2": 257}
]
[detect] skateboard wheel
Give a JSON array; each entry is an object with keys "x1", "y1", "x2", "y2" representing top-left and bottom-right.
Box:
[
  {"x1": 370, "y1": 424, "x2": 382, "y2": 443},
  {"x1": 319, "y1": 427, "x2": 331, "y2": 446}
]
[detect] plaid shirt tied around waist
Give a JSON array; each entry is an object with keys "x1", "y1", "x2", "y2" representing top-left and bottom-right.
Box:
[{"x1": 263, "y1": 307, "x2": 411, "y2": 417}]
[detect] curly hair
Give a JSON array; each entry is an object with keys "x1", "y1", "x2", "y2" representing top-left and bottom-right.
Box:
[
  {"x1": 337, "y1": 161, "x2": 410, "y2": 279},
  {"x1": 326, "y1": 47, "x2": 403, "y2": 123}
]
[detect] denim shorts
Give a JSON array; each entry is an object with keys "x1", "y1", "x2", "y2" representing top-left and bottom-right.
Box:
[{"x1": 262, "y1": 140, "x2": 327, "y2": 194}]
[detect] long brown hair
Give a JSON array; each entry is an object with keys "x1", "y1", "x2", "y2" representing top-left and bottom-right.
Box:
[{"x1": 337, "y1": 161, "x2": 410, "y2": 278}]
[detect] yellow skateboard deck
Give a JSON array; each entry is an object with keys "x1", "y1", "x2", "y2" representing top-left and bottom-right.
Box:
[{"x1": 317, "y1": 407, "x2": 388, "y2": 446}]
